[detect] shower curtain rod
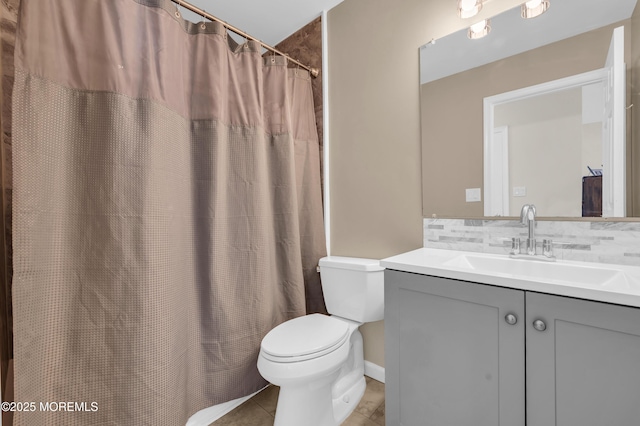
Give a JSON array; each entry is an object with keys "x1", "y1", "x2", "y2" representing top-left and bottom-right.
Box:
[{"x1": 171, "y1": 0, "x2": 319, "y2": 78}]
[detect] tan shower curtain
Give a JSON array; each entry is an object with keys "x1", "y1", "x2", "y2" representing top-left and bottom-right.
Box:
[{"x1": 11, "y1": 0, "x2": 326, "y2": 424}]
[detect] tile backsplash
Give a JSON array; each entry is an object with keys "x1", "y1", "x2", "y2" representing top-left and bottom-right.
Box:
[{"x1": 424, "y1": 218, "x2": 640, "y2": 266}]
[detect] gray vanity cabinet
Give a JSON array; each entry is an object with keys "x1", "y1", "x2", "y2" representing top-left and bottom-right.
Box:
[
  {"x1": 385, "y1": 269, "x2": 640, "y2": 426},
  {"x1": 384, "y1": 270, "x2": 526, "y2": 426},
  {"x1": 526, "y1": 292, "x2": 640, "y2": 426}
]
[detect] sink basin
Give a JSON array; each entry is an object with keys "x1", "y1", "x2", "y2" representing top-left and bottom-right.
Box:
[
  {"x1": 381, "y1": 248, "x2": 640, "y2": 307},
  {"x1": 444, "y1": 254, "x2": 628, "y2": 287}
]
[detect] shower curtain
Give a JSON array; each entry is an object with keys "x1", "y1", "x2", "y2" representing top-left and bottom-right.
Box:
[{"x1": 11, "y1": 0, "x2": 326, "y2": 424}]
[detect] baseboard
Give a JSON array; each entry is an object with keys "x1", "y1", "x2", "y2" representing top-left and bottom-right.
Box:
[{"x1": 364, "y1": 360, "x2": 385, "y2": 384}]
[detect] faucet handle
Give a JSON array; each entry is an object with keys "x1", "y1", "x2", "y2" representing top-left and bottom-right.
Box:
[
  {"x1": 542, "y1": 239, "x2": 554, "y2": 258},
  {"x1": 510, "y1": 237, "x2": 521, "y2": 255}
]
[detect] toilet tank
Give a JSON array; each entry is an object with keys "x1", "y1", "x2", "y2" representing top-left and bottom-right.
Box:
[{"x1": 318, "y1": 256, "x2": 385, "y2": 323}]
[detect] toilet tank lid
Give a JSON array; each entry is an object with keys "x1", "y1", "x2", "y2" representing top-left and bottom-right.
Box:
[{"x1": 319, "y1": 256, "x2": 384, "y2": 272}]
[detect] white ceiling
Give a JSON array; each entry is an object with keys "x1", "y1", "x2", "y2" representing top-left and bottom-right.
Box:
[
  {"x1": 172, "y1": 0, "x2": 639, "y2": 80},
  {"x1": 421, "y1": 0, "x2": 638, "y2": 84},
  {"x1": 176, "y1": 0, "x2": 344, "y2": 46}
]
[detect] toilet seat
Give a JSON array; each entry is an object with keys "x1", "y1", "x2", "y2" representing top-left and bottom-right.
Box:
[{"x1": 261, "y1": 314, "x2": 350, "y2": 363}]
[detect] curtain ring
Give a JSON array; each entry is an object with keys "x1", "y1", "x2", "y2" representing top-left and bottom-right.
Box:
[{"x1": 200, "y1": 23, "x2": 206, "y2": 30}]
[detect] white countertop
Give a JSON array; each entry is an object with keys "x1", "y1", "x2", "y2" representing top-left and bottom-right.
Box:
[{"x1": 381, "y1": 248, "x2": 640, "y2": 308}]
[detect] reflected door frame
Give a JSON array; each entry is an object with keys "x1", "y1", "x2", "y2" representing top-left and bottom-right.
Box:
[{"x1": 483, "y1": 68, "x2": 608, "y2": 217}]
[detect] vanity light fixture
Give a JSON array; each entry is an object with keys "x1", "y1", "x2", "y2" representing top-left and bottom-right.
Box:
[
  {"x1": 468, "y1": 19, "x2": 491, "y2": 39},
  {"x1": 521, "y1": 0, "x2": 550, "y2": 19},
  {"x1": 458, "y1": 0, "x2": 483, "y2": 19}
]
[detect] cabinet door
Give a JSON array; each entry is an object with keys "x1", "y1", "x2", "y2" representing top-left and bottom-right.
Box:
[
  {"x1": 385, "y1": 270, "x2": 525, "y2": 426},
  {"x1": 526, "y1": 292, "x2": 640, "y2": 426}
]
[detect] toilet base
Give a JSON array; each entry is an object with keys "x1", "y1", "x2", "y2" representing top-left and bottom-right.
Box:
[
  {"x1": 272, "y1": 373, "x2": 367, "y2": 426},
  {"x1": 273, "y1": 370, "x2": 342, "y2": 426},
  {"x1": 333, "y1": 375, "x2": 366, "y2": 424}
]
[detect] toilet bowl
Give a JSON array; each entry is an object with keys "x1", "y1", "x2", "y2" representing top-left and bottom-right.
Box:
[{"x1": 257, "y1": 256, "x2": 384, "y2": 426}]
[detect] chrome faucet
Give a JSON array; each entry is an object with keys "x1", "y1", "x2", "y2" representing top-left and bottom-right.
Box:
[{"x1": 520, "y1": 204, "x2": 536, "y2": 255}]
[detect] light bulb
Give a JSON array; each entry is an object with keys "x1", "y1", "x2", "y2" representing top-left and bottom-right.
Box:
[
  {"x1": 458, "y1": 0, "x2": 483, "y2": 19},
  {"x1": 521, "y1": 0, "x2": 549, "y2": 19},
  {"x1": 460, "y1": 0, "x2": 477, "y2": 11},
  {"x1": 468, "y1": 19, "x2": 491, "y2": 39},
  {"x1": 470, "y1": 20, "x2": 487, "y2": 33}
]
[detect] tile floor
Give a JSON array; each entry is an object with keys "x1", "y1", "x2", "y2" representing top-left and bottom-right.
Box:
[{"x1": 209, "y1": 377, "x2": 385, "y2": 426}]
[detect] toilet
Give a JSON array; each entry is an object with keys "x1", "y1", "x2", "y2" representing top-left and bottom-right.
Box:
[{"x1": 257, "y1": 256, "x2": 385, "y2": 426}]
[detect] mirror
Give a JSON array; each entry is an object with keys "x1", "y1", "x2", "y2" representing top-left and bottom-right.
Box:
[{"x1": 420, "y1": 0, "x2": 639, "y2": 219}]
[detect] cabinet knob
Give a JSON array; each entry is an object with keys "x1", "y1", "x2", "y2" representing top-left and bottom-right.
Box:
[
  {"x1": 505, "y1": 313, "x2": 518, "y2": 325},
  {"x1": 533, "y1": 319, "x2": 547, "y2": 331}
]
